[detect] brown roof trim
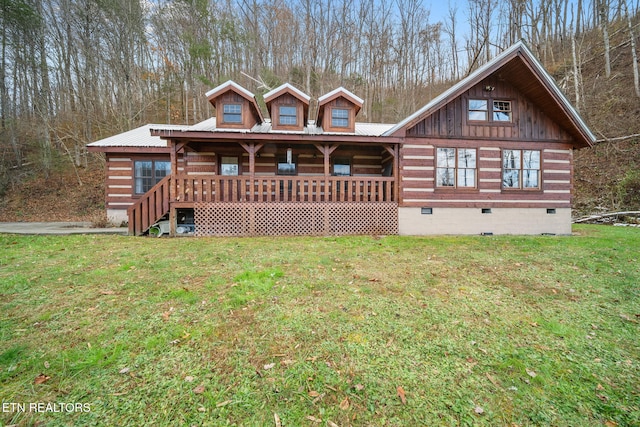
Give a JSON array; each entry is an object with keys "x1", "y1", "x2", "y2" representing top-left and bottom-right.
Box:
[{"x1": 151, "y1": 129, "x2": 403, "y2": 145}]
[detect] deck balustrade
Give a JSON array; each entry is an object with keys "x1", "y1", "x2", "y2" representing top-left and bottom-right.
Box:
[{"x1": 128, "y1": 175, "x2": 396, "y2": 235}]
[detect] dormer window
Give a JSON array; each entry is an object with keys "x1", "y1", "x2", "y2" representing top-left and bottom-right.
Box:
[
  {"x1": 223, "y1": 104, "x2": 242, "y2": 123},
  {"x1": 469, "y1": 99, "x2": 512, "y2": 123},
  {"x1": 331, "y1": 109, "x2": 350, "y2": 128},
  {"x1": 279, "y1": 106, "x2": 297, "y2": 126}
]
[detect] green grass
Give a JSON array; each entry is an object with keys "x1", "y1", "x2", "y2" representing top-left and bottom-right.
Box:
[{"x1": 0, "y1": 225, "x2": 638, "y2": 426}]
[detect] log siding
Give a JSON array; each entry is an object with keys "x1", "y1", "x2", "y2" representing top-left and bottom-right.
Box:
[{"x1": 399, "y1": 138, "x2": 574, "y2": 209}]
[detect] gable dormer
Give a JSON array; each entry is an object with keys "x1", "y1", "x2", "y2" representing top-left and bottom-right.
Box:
[
  {"x1": 206, "y1": 81, "x2": 263, "y2": 130},
  {"x1": 317, "y1": 87, "x2": 363, "y2": 133},
  {"x1": 263, "y1": 83, "x2": 310, "y2": 131}
]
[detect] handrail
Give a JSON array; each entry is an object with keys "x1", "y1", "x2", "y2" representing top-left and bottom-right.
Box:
[
  {"x1": 127, "y1": 175, "x2": 172, "y2": 235},
  {"x1": 174, "y1": 175, "x2": 396, "y2": 204}
]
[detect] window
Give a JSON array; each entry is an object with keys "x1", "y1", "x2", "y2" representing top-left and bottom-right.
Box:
[
  {"x1": 220, "y1": 156, "x2": 239, "y2": 176},
  {"x1": 277, "y1": 155, "x2": 297, "y2": 175},
  {"x1": 222, "y1": 104, "x2": 242, "y2": 123},
  {"x1": 493, "y1": 101, "x2": 512, "y2": 121},
  {"x1": 279, "y1": 106, "x2": 297, "y2": 126},
  {"x1": 331, "y1": 108, "x2": 349, "y2": 127},
  {"x1": 502, "y1": 149, "x2": 540, "y2": 189},
  {"x1": 469, "y1": 99, "x2": 512, "y2": 122},
  {"x1": 134, "y1": 160, "x2": 170, "y2": 194},
  {"x1": 468, "y1": 100, "x2": 488, "y2": 121},
  {"x1": 436, "y1": 148, "x2": 476, "y2": 188},
  {"x1": 333, "y1": 158, "x2": 351, "y2": 176}
]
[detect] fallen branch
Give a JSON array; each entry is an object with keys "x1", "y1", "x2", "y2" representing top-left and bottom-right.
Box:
[
  {"x1": 595, "y1": 133, "x2": 640, "y2": 143},
  {"x1": 573, "y1": 211, "x2": 640, "y2": 223}
]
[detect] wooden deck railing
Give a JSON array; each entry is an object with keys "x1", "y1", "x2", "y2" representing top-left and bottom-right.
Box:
[
  {"x1": 174, "y1": 175, "x2": 396, "y2": 204},
  {"x1": 128, "y1": 175, "x2": 396, "y2": 235},
  {"x1": 127, "y1": 175, "x2": 171, "y2": 236}
]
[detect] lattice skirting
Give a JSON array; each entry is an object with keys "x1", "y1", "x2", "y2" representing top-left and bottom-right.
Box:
[{"x1": 194, "y1": 203, "x2": 398, "y2": 237}]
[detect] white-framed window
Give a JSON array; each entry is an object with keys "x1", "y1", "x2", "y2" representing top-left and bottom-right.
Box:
[
  {"x1": 436, "y1": 148, "x2": 477, "y2": 188},
  {"x1": 223, "y1": 104, "x2": 242, "y2": 123},
  {"x1": 502, "y1": 149, "x2": 540, "y2": 189},
  {"x1": 493, "y1": 101, "x2": 512, "y2": 121},
  {"x1": 469, "y1": 99, "x2": 512, "y2": 122},
  {"x1": 279, "y1": 106, "x2": 297, "y2": 126},
  {"x1": 331, "y1": 108, "x2": 349, "y2": 127},
  {"x1": 220, "y1": 156, "x2": 239, "y2": 176},
  {"x1": 134, "y1": 160, "x2": 170, "y2": 194}
]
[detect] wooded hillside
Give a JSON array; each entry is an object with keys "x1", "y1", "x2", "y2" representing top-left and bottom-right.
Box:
[{"x1": 0, "y1": 0, "x2": 638, "y2": 222}]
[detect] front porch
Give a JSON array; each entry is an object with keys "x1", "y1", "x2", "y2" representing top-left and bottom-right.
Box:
[
  {"x1": 128, "y1": 174, "x2": 398, "y2": 236},
  {"x1": 127, "y1": 135, "x2": 401, "y2": 237}
]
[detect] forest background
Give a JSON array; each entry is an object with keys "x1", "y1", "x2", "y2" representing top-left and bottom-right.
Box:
[{"x1": 0, "y1": 0, "x2": 639, "y2": 222}]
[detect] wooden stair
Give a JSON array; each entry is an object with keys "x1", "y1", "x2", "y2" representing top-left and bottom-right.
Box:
[{"x1": 127, "y1": 175, "x2": 172, "y2": 236}]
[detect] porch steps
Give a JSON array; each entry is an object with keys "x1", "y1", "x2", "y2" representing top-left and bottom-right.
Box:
[{"x1": 127, "y1": 175, "x2": 172, "y2": 236}]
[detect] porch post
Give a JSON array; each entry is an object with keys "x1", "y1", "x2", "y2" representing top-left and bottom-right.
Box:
[
  {"x1": 169, "y1": 139, "x2": 178, "y2": 237},
  {"x1": 394, "y1": 144, "x2": 400, "y2": 203},
  {"x1": 383, "y1": 144, "x2": 400, "y2": 203},
  {"x1": 240, "y1": 142, "x2": 263, "y2": 202}
]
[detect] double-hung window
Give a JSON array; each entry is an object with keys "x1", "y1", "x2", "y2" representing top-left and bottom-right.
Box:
[
  {"x1": 436, "y1": 148, "x2": 477, "y2": 188},
  {"x1": 134, "y1": 160, "x2": 170, "y2": 194},
  {"x1": 223, "y1": 104, "x2": 242, "y2": 123},
  {"x1": 502, "y1": 150, "x2": 540, "y2": 189},
  {"x1": 331, "y1": 108, "x2": 349, "y2": 127},
  {"x1": 468, "y1": 99, "x2": 512, "y2": 122},
  {"x1": 279, "y1": 106, "x2": 297, "y2": 126}
]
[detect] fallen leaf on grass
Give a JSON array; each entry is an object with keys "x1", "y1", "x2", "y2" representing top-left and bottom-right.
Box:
[
  {"x1": 44, "y1": 361, "x2": 50, "y2": 369},
  {"x1": 525, "y1": 368, "x2": 537, "y2": 378},
  {"x1": 306, "y1": 415, "x2": 322, "y2": 423},
  {"x1": 308, "y1": 390, "x2": 320, "y2": 397},
  {"x1": 264, "y1": 363, "x2": 276, "y2": 370},
  {"x1": 339, "y1": 397, "x2": 350, "y2": 410},
  {"x1": 486, "y1": 373, "x2": 500, "y2": 387},
  {"x1": 162, "y1": 311, "x2": 171, "y2": 321},
  {"x1": 185, "y1": 376, "x2": 194, "y2": 383},
  {"x1": 119, "y1": 367, "x2": 130, "y2": 374},
  {"x1": 34, "y1": 374, "x2": 51, "y2": 385},
  {"x1": 274, "y1": 413, "x2": 282, "y2": 427},
  {"x1": 397, "y1": 386, "x2": 407, "y2": 404},
  {"x1": 327, "y1": 421, "x2": 339, "y2": 427},
  {"x1": 474, "y1": 406, "x2": 484, "y2": 415},
  {"x1": 193, "y1": 384, "x2": 205, "y2": 394},
  {"x1": 216, "y1": 400, "x2": 232, "y2": 407},
  {"x1": 354, "y1": 383, "x2": 365, "y2": 391},
  {"x1": 605, "y1": 421, "x2": 618, "y2": 427},
  {"x1": 100, "y1": 290, "x2": 115, "y2": 295}
]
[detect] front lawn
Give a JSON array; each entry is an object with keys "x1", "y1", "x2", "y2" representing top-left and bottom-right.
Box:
[{"x1": 1, "y1": 225, "x2": 638, "y2": 426}]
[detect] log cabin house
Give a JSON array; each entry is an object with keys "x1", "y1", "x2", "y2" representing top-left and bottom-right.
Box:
[{"x1": 87, "y1": 42, "x2": 595, "y2": 236}]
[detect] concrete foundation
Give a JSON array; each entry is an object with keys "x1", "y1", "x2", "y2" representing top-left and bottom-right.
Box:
[{"x1": 398, "y1": 207, "x2": 572, "y2": 235}]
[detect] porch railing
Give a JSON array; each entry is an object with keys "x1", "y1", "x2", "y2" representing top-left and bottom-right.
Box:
[
  {"x1": 128, "y1": 175, "x2": 396, "y2": 235},
  {"x1": 174, "y1": 175, "x2": 396, "y2": 204},
  {"x1": 128, "y1": 174, "x2": 171, "y2": 236}
]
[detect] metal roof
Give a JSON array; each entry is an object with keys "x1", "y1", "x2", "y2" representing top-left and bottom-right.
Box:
[
  {"x1": 87, "y1": 124, "x2": 183, "y2": 148},
  {"x1": 263, "y1": 83, "x2": 311, "y2": 103},
  {"x1": 318, "y1": 86, "x2": 364, "y2": 106},
  {"x1": 85, "y1": 119, "x2": 394, "y2": 148},
  {"x1": 205, "y1": 80, "x2": 255, "y2": 100}
]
